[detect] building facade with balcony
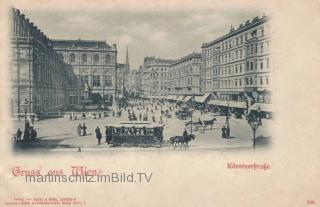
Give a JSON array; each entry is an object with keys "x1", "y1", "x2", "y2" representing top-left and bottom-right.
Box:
[
  {"x1": 52, "y1": 39, "x2": 117, "y2": 101},
  {"x1": 201, "y1": 15, "x2": 271, "y2": 113},
  {"x1": 168, "y1": 52, "x2": 202, "y2": 96},
  {"x1": 9, "y1": 8, "x2": 84, "y2": 117}
]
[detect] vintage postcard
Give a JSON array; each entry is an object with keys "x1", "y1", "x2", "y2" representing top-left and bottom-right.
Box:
[{"x1": 0, "y1": 0, "x2": 319, "y2": 206}]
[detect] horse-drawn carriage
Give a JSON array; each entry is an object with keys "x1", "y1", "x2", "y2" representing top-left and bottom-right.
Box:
[
  {"x1": 105, "y1": 122, "x2": 164, "y2": 147},
  {"x1": 185, "y1": 117, "x2": 218, "y2": 131},
  {"x1": 175, "y1": 106, "x2": 191, "y2": 120}
]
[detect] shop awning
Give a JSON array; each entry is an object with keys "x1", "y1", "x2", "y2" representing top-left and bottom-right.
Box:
[
  {"x1": 208, "y1": 100, "x2": 247, "y2": 109},
  {"x1": 194, "y1": 93, "x2": 211, "y2": 103},
  {"x1": 184, "y1": 96, "x2": 192, "y2": 102},
  {"x1": 177, "y1": 95, "x2": 185, "y2": 102},
  {"x1": 249, "y1": 103, "x2": 273, "y2": 112}
]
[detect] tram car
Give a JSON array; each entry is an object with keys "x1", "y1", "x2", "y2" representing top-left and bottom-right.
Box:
[{"x1": 105, "y1": 122, "x2": 164, "y2": 147}]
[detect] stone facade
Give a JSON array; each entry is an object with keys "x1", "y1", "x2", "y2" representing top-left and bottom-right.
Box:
[
  {"x1": 201, "y1": 15, "x2": 271, "y2": 107},
  {"x1": 9, "y1": 8, "x2": 83, "y2": 116},
  {"x1": 52, "y1": 39, "x2": 117, "y2": 100},
  {"x1": 168, "y1": 52, "x2": 202, "y2": 96},
  {"x1": 140, "y1": 57, "x2": 175, "y2": 98}
]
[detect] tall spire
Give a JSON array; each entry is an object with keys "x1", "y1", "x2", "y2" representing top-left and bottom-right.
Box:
[{"x1": 125, "y1": 45, "x2": 129, "y2": 70}]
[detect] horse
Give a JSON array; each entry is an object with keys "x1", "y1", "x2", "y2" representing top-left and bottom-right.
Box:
[
  {"x1": 168, "y1": 136, "x2": 181, "y2": 150},
  {"x1": 203, "y1": 117, "x2": 217, "y2": 130},
  {"x1": 185, "y1": 121, "x2": 203, "y2": 131},
  {"x1": 178, "y1": 134, "x2": 195, "y2": 149},
  {"x1": 169, "y1": 134, "x2": 195, "y2": 150}
]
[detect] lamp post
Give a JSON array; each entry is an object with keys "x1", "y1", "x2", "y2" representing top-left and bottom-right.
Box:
[
  {"x1": 246, "y1": 106, "x2": 262, "y2": 150},
  {"x1": 225, "y1": 97, "x2": 230, "y2": 125},
  {"x1": 187, "y1": 86, "x2": 194, "y2": 135},
  {"x1": 21, "y1": 98, "x2": 29, "y2": 125}
]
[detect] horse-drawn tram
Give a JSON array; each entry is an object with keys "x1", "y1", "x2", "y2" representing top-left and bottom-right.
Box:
[{"x1": 105, "y1": 122, "x2": 164, "y2": 147}]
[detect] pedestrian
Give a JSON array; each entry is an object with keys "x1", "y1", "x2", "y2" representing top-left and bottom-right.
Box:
[
  {"x1": 98, "y1": 113, "x2": 101, "y2": 119},
  {"x1": 221, "y1": 125, "x2": 227, "y2": 138},
  {"x1": 16, "y1": 128, "x2": 22, "y2": 141},
  {"x1": 77, "y1": 124, "x2": 82, "y2": 136},
  {"x1": 25, "y1": 120, "x2": 30, "y2": 130},
  {"x1": 82, "y1": 123, "x2": 87, "y2": 136},
  {"x1": 93, "y1": 112, "x2": 96, "y2": 119},
  {"x1": 95, "y1": 126, "x2": 102, "y2": 145},
  {"x1": 152, "y1": 115, "x2": 155, "y2": 122},
  {"x1": 31, "y1": 115, "x2": 35, "y2": 124},
  {"x1": 23, "y1": 128, "x2": 30, "y2": 141},
  {"x1": 226, "y1": 125, "x2": 230, "y2": 138},
  {"x1": 139, "y1": 113, "x2": 142, "y2": 121},
  {"x1": 69, "y1": 113, "x2": 72, "y2": 121}
]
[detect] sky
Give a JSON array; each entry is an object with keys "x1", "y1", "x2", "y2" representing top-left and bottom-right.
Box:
[{"x1": 22, "y1": 7, "x2": 262, "y2": 69}]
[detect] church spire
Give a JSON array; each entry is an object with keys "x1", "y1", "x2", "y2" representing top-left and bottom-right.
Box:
[{"x1": 125, "y1": 45, "x2": 129, "y2": 70}]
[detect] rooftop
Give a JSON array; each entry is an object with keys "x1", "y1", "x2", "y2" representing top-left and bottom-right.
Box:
[
  {"x1": 202, "y1": 15, "x2": 269, "y2": 48},
  {"x1": 52, "y1": 39, "x2": 112, "y2": 49},
  {"x1": 170, "y1": 52, "x2": 202, "y2": 67}
]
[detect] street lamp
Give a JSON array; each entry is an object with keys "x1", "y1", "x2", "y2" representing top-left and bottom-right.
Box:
[
  {"x1": 246, "y1": 106, "x2": 262, "y2": 150},
  {"x1": 187, "y1": 86, "x2": 194, "y2": 135},
  {"x1": 225, "y1": 97, "x2": 230, "y2": 125},
  {"x1": 21, "y1": 98, "x2": 29, "y2": 125}
]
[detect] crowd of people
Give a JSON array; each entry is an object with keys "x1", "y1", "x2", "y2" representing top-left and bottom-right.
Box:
[{"x1": 14, "y1": 119, "x2": 37, "y2": 141}]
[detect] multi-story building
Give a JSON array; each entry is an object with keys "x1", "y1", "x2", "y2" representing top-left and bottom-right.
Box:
[
  {"x1": 115, "y1": 47, "x2": 130, "y2": 97},
  {"x1": 9, "y1": 8, "x2": 83, "y2": 117},
  {"x1": 52, "y1": 39, "x2": 117, "y2": 101},
  {"x1": 140, "y1": 57, "x2": 175, "y2": 98},
  {"x1": 168, "y1": 52, "x2": 202, "y2": 96},
  {"x1": 127, "y1": 69, "x2": 138, "y2": 94},
  {"x1": 201, "y1": 15, "x2": 271, "y2": 113}
]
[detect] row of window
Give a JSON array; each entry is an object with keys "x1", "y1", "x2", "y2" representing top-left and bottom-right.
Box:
[
  {"x1": 203, "y1": 25, "x2": 269, "y2": 57},
  {"x1": 68, "y1": 53, "x2": 113, "y2": 65},
  {"x1": 206, "y1": 58, "x2": 270, "y2": 78},
  {"x1": 82, "y1": 75, "x2": 113, "y2": 87},
  {"x1": 204, "y1": 40, "x2": 269, "y2": 67},
  {"x1": 169, "y1": 67, "x2": 200, "y2": 79},
  {"x1": 169, "y1": 77, "x2": 200, "y2": 87},
  {"x1": 206, "y1": 76, "x2": 270, "y2": 89}
]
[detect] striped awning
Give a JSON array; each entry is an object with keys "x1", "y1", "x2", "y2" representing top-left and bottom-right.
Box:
[
  {"x1": 194, "y1": 93, "x2": 211, "y2": 103},
  {"x1": 249, "y1": 103, "x2": 273, "y2": 112},
  {"x1": 208, "y1": 100, "x2": 247, "y2": 109}
]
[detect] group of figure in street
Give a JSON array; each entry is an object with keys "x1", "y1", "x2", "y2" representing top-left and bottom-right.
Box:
[
  {"x1": 14, "y1": 119, "x2": 37, "y2": 141},
  {"x1": 77, "y1": 123, "x2": 87, "y2": 136},
  {"x1": 221, "y1": 125, "x2": 231, "y2": 138}
]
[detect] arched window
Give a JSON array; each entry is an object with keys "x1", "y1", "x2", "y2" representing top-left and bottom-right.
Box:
[
  {"x1": 94, "y1": 54, "x2": 99, "y2": 64},
  {"x1": 70, "y1": 53, "x2": 75, "y2": 63},
  {"x1": 82, "y1": 54, "x2": 87, "y2": 64}
]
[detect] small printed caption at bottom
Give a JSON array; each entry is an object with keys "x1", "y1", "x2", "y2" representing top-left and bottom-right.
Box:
[{"x1": 4, "y1": 197, "x2": 86, "y2": 206}]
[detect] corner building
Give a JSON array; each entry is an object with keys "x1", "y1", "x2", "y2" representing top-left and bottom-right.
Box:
[
  {"x1": 168, "y1": 52, "x2": 202, "y2": 96},
  {"x1": 201, "y1": 15, "x2": 272, "y2": 114},
  {"x1": 140, "y1": 57, "x2": 175, "y2": 98}
]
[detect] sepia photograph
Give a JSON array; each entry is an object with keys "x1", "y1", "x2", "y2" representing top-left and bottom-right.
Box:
[
  {"x1": 2, "y1": 0, "x2": 320, "y2": 206},
  {"x1": 9, "y1": 5, "x2": 272, "y2": 153}
]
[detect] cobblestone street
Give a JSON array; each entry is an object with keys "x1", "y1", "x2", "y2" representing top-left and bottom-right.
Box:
[{"x1": 12, "y1": 103, "x2": 272, "y2": 152}]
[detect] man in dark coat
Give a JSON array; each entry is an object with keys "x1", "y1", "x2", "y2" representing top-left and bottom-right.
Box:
[
  {"x1": 16, "y1": 128, "x2": 22, "y2": 141},
  {"x1": 95, "y1": 127, "x2": 102, "y2": 145},
  {"x1": 183, "y1": 128, "x2": 188, "y2": 138},
  {"x1": 82, "y1": 123, "x2": 87, "y2": 136},
  {"x1": 226, "y1": 125, "x2": 230, "y2": 138},
  {"x1": 221, "y1": 126, "x2": 227, "y2": 138},
  {"x1": 77, "y1": 124, "x2": 82, "y2": 136}
]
